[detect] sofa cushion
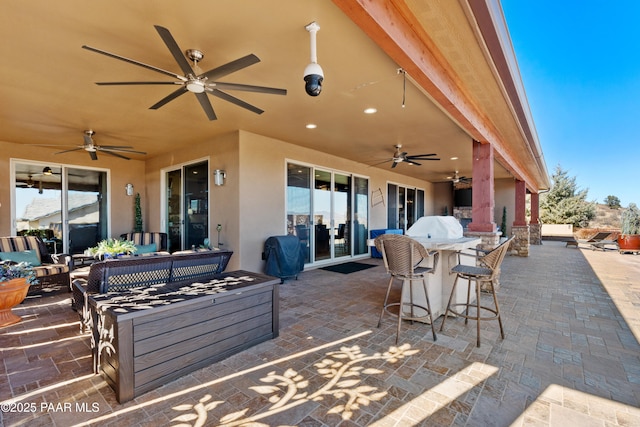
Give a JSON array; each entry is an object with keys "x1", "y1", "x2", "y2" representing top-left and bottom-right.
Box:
[
  {"x1": 121, "y1": 232, "x2": 167, "y2": 252},
  {"x1": 0, "y1": 250, "x2": 41, "y2": 266},
  {"x1": 34, "y1": 264, "x2": 69, "y2": 277}
]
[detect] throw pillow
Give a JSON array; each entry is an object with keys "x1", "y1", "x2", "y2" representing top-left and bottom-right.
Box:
[
  {"x1": 0, "y1": 250, "x2": 41, "y2": 266},
  {"x1": 134, "y1": 243, "x2": 158, "y2": 254}
]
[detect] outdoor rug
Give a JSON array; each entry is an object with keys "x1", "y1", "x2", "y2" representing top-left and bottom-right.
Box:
[{"x1": 320, "y1": 262, "x2": 377, "y2": 274}]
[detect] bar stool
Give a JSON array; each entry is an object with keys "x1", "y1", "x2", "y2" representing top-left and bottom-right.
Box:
[
  {"x1": 374, "y1": 234, "x2": 439, "y2": 344},
  {"x1": 440, "y1": 236, "x2": 514, "y2": 347}
]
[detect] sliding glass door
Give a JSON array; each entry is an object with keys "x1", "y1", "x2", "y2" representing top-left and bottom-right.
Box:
[
  {"x1": 287, "y1": 162, "x2": 368, "y2": 264},
  {"x1": 387, "y1": 183, "x2": 425, "y2": 232},
  {"x1": 165, "y1": 160, "x2": 209, "y2": 252},
  {"x1": 13, "y1": 161, "x2": 108, "y2": 254}
]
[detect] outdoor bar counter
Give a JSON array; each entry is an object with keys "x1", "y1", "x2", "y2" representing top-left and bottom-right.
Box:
[{"x1": 370, "y1": 216, "x2": 481, "y2": 321}]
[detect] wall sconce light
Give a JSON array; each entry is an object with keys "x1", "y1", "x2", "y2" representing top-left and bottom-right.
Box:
[
  {"x1": 125, "y1": 183, "x2": 134, "y2": 196},
  {"x1": 214, "y1": 169, "x2": 226, "y2": 186},
  {"x1": 42, "y1": 166, "x2": 53, "y2": 176}
]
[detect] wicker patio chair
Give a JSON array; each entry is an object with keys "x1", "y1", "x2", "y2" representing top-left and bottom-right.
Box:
[
  {"x1": 374, "y1": 234, "x2": 439, "y2": 344},
  {"x1": 440, "y1": 236, "x2": 514, "y2": 347}
]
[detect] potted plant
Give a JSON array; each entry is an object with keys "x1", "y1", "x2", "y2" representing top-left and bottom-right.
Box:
[
  {"x1": 88, "y1": 238, "x2": 138, "y2": 259},
  {"x1": 0, "y1": 262, "x2": 37, "y2": 327},
  {"x1": 134, "y1": 192, "x2": 143, "y2": 233},
  {"x1": 618, "y1": 203, "x2": 640, "y2": 254}
]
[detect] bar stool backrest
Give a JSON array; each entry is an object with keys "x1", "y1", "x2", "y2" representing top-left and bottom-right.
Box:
[
  {"x1": 479, "y1": 236, "x2": 514, "y2": 279},
  {"x1": 375, "y1": 234, "x2": 430, "y2": 277}
]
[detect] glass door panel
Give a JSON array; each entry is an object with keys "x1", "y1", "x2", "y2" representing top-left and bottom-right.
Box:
[
  {"x1": 334, "y1": 173, "x2": 351, "y2": 258},
  {"x1": 387, "y1": 184, "x2": 398, "y2": 229},
  {"x1": 416, "y1": 189, "x2": 425, "y2": 220},
  {"x1": 398, "y1": 186, "x2": 406, "y2": 230},
  {"x1": 184, "y1": 161, "x2": 209, "y2": 249},
  {"x1": 287, "y1": 164, "x2": 311, "y2": 263},
  {"x1": 166, "y1": 169, "x2": 182, "y2": 253},
  {"x1": 314, "y1": 170, "x2": 331, "y2": 261},
  {"x1": 67, "y1": 168, "x2": 107, "y2": 254},
  {"x1": 407, "y1": 188, "x2": 416, "y2": 228},
  {"x1": 353, "y1": 177, "x2": 368, "y2": 255},
  {"x1": 14, "y1": 164, "x2": 63, "y2": 252}
]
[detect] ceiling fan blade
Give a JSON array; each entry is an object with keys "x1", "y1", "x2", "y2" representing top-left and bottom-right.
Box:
[
  {"x1": 391, "y1": 161, "x2": 398, "y2": 168},
  {"x1": 100, "y1": 150, "x2": 130, "y2": 160},
  {"x1": 99, "y1": 147, "x2": 147, "y2": 155},
  {"x1": 406, "y1": 160, "x2": 422, "y2": 166},
  {"x1": 212, "y1": 82, "x2": 287, "y2": 96},
  {"x1": 98, "y1": 145, "x2": 134, "y2": 149},
  {"x1": 55, "y1": 147, "x2": 84, "y2": 154},
  {"x1": 195, "y1": 92, "x2": 217, "y2": 121},
  {"x1": 149, "y1": 87, "x2": 188, "y2": 110},
  {"x1": 96, "y1": 81, "x2": 181, "y2": 86},
  {"x1": 82, "y1": 45, "x2": 186, "y2": 81},
  {"x1": 368, "y1": 158, "x2": 393, "y2": 167},
  {"x1": 154, "y1": 25, "x2": 195, "y2": 77},
  {"x1": 407, "y1": 154, "x2": 438, "y2": 159},
  {"x1": 89, "y1": 151, "x2": 98, "y2": 161},
  {"x1": 200, "y1": 54, "x2": 260, "y2": 81},
  {"x1": 411, "y1": 157, "x2": 440, "y2": 161},
  {"x1": 211, "y1": 90, "x2": 263, "y2": 115}
]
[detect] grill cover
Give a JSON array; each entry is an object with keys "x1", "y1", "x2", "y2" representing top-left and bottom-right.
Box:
[
  {"x1": 406, "y1": 216, "x2": 463, "y2": 239},
  {"x1": 264, "y1": 235, "x2": 304, "y2": 280}
]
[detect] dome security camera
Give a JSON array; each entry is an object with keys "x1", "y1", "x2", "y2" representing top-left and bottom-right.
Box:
[
  {"x1": 303, "y1": 62, "x2": 324, "y2": 96},
  {"x1": 304, "y1": 21, "x2": 323, "y2": 97}
]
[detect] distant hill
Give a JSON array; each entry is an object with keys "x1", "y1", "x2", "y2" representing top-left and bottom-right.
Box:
[{"x1": 590, "y1": 204, "x2": 622, "y2": 229}]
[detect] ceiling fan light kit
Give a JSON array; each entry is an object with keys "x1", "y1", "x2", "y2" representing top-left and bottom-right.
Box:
[{"x1": 83, "y1": 25, "x2": 286, "y2": 121}]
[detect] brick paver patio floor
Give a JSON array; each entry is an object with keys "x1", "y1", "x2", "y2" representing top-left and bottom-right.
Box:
[{"x1": 1, "y1": 241, "x2": 639, "y2": 426}]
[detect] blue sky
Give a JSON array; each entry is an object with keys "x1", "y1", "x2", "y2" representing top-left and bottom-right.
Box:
[{"x1": 501, "y1": 1, "x2": 640, "y2": 207}]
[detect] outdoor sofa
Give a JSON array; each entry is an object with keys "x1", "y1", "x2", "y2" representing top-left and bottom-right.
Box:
[
  {"x1": 0, "y1": 235, "x2": 72, "y2": 292},
  {"x1": 71, "y1": 249, "x2": 233, "y2": 331}
]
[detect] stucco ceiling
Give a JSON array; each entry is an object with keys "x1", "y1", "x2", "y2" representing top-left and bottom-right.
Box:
[{"x1": 1, "y1": 0, "x2": 522, "y2": 184}]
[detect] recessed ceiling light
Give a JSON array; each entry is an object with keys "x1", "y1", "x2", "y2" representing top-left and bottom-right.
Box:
[
  {"x1": 450, "y1": 156, "x2": 459, "y2": 160},
  {"x1": 306, "y1": 123, "x2": 317, "y2": 129},
  {"x1": 364, "y1": 107, "x2": 377, "y2": 114}
]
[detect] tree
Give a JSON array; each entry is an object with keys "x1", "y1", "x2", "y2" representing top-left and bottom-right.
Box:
[
  {"x1": 540, "y1": 165, "x2": 596, "y2": 228},
  {"x1": 604, "y1": 195, "x2": 621, "y2": 209}
]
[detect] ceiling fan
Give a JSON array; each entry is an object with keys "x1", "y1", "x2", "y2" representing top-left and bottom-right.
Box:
[
  {"x1": 378, "y1": 144, "x2": 440, "y2": 168},
  {"x1": 82, "y1": 25, "x2": 287, "y2": 121},
  {"x1": 448, "y1": 170, "x2": 471, "y2": 184},
  {"x1": 55, "y1": 130, "x2": 146, "y2": 161},
  {"x1": 16, "y1": 174, "x2": 35, "y2": 188}
]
